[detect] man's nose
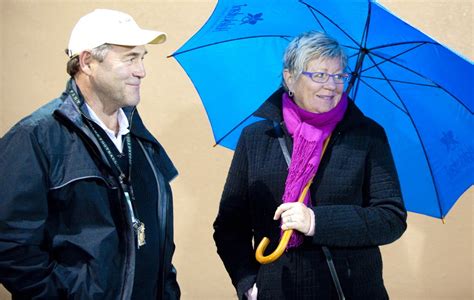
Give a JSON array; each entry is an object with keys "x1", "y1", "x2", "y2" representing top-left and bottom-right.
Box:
[{"x1": 133, "y1": 60, "x2": 146, "y2": 78}]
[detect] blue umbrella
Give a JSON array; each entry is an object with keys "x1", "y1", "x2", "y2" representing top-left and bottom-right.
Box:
[{"x1": 170, "y1": 0, "x2": 473, "y2": 219}]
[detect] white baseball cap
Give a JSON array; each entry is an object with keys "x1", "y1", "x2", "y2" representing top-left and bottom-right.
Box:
[{"x1": 67, "y1": 9, "x2": 167, "y2": 57}]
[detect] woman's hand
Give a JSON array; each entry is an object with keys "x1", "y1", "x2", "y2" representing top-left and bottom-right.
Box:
[{"x1": 273, "y1": 202, "x2": 315, "y2": 235}]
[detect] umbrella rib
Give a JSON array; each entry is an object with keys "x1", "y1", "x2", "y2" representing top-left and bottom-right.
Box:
[
  {"x1": 344, "y1": 45, "x2": 362, "y2": 51},
  {"x1": 368, "y1": 50, "x2": 473, "y2": 114},
  {"x1": 360, "y1": 75, "x2": 438, "y2": 88},
  {"x1": 171, "y1": 35, "x2": 292, "y2": 56},
  {"x1": 357, "y1": 77, "x2": 407, "y2": 113},
  {"x1": 303, "y1": 1, "x2": 326, "y2": 32},
  {"x1": 213, "y1": 112, "x2": 255, "y2": 147},
  {"x1": 370, "y1": 41, "x2": 439, "y2": 51},
  {"x1": 365, "y1": 52, "x2": 445, "y2": 217},
  {"x1": 299, "y1": 0, "x2": 362, "y2": 48},
  {"x1": 361, "y1": 1, "x2": 372, "y2": 48},
  {"x1": 348, "y1": 52, "x2": 360, "y2": 59},
  {"x1": 362, "y1": 43, "x2": 426, "y2": 73},
  {"x1": 347, "y1": 2, "x2": 372, "y2": 96}
]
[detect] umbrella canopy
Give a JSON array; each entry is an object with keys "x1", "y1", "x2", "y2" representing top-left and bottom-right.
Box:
[{"x1": 171, "y1": 0, "x2": 473, "y2": 219}]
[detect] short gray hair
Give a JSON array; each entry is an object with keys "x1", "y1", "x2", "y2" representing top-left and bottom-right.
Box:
[
  {"x1": 66, "y1": 44, "x2": 112, "y2": 77},
  {"x1": 282, "y1": 31, "x2": 348, "y2": 89}
]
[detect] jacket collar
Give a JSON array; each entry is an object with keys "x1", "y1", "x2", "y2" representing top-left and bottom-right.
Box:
[
  {"x1": 56, "y1": 78, "x2": 160, "y2": 146},
  {"x1": 253, "y1": 87, "x2": 370, "y2": 133},
  {"x1": 253, "y1": 87, "x2": 285, "y2": 122}
]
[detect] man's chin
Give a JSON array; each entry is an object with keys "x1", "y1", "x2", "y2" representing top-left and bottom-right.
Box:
[{"x1": 126, "y1": 94, "x2": 141, "y2": 107}]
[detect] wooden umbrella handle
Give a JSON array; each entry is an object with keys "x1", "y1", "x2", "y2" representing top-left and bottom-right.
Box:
[{"x1": 255, "y1": 179, "x2": 312, "y2": 264}]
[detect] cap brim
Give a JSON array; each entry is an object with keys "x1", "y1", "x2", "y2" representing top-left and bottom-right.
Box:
[{"x1": 148, "y1": 31, "x2": 167, "y2": 44}]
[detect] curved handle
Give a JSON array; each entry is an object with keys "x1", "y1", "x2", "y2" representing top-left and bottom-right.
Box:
[
  {"x1": 255, "y1": 136, "x2": 331, "y2": 265},
  {"x1": 255, "y1": 179, "x2": 312, "y2": 264}
]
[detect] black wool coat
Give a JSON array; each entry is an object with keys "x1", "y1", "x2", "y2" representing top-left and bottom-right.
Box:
[{"x1": 213, "y1": 88, "x2": 407, "y2": 300}]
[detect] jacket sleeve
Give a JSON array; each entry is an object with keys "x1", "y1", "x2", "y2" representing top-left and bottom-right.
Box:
[
  {"x1": 213, "y1": 130, "x2": 259, "y2": 299},
  {"x1": 164, "y1": 264, "x2": 180, "y2": 300},
  {"x1": 311, "y1": 125, "x2": 407, "y2": 247},
  {"x1": 0, "y1": 126, "x2": 73, "y2": 298},
  {"x1": 164, "y1": 184, "x2": 180, "y2": 300}
]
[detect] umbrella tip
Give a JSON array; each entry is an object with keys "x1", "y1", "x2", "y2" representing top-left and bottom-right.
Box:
[
  {"x1": 212, "y1": 143, "x2": 218, "y2": 148},
  {"x1": 166, "y1": 54, "x2": 173, "y2": 58},
  {"x1": 441, "y1": 218, "x2": 446, "y2": 224}
]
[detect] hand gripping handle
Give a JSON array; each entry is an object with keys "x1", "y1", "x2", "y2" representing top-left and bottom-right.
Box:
[{"x1": 255, "y1": 179, "x2": 312, "y2": 264}]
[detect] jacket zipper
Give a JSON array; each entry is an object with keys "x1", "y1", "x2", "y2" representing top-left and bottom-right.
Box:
[
  {"x1": 118, "y1": 107, "x2": 138, "y2": 300},
  {"x1": 138, "y1": 140, "x2": 167, "y2": 298}
]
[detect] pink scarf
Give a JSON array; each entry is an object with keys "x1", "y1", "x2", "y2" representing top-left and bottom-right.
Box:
[{"x1": 281, "y1": 92, "x2": 348, "y2": 248}]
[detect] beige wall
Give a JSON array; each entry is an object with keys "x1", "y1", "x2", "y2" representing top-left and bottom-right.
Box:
[{"x1": 0, "y1": 1, "x2": 472, "y2": 299}]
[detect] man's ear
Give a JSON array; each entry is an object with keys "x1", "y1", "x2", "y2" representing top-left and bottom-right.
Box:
[
  {"x1": 283, "y1": 69, "x2": 294, "y2": 91},
  {"x1": 78, "y1": 51, "x2": 94, "y2": 75}
]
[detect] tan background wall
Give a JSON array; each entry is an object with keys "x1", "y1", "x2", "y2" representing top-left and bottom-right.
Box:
[{"x1": 0, "y1": 0, "x2": 472, "y2": 299}]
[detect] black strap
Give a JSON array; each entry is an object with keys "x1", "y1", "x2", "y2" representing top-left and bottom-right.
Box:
[
  {"x1": 67, "y1": 87, "x2": 132, "y2": 182},
  {"x1": 68, "y1": 87, "x2": 145, "y2": 249},
  {"x1": 322, "y1": 246, "x2": 346, "y2": 300},
  {"x1": 272, "y1": 121, "x2": 291, "y2": 166},
  {"x1": 272, "y1": 121, "x2": 345, "y2": 300}
]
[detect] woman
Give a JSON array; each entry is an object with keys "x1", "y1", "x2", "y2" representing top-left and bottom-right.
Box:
[{"x1": 213, "y1": 31, "x2": 407, "y2": 300}]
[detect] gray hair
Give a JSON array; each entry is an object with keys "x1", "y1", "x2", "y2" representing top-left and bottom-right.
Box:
[
  {"x1": 66, "y1": 44, "x2": 112, "y2": 77},
  {"x1": 282, "y1": 31, "x2": 348, "y2": 89}
]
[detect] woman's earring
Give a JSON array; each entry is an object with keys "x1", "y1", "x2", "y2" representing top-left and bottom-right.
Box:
[{"x1": 288, "y1": 90, "x2": 294, "y2": 97}]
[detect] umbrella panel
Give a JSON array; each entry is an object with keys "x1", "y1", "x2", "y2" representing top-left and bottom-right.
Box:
[{"x1": 175, "y1": 37, "x2": 287, "y2": 147}]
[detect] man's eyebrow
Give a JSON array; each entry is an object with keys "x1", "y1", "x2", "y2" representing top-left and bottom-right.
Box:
[{"x1": 124, "y1": 50, "x2": 148, "y2": 57}]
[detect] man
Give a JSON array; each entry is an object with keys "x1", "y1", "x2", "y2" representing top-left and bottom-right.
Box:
[{"x1": 0, "y1": 9, "x2": 180, "y2": 299}]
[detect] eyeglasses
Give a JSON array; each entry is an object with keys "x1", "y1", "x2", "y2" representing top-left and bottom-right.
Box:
[{"x1": 301, "y1": 71, "x2": 350, "y2": 84}]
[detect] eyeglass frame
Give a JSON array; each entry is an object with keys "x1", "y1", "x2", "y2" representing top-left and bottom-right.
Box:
[{"x1": 301, "y1": 71, "x2": 350, "y2": 84}]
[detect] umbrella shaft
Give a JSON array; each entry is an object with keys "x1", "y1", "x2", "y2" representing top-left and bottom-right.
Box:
[{"x1": 346, "y1": 49, "x2": 368, "y2": 95}]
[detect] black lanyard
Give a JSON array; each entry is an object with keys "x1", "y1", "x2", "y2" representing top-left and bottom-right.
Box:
[
  {"x1": 68, "y1": 87, "x2": 146, "y2": 249},
  {"x1": 89, "y1": 121, "x2": 132, "y2": 187}
]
